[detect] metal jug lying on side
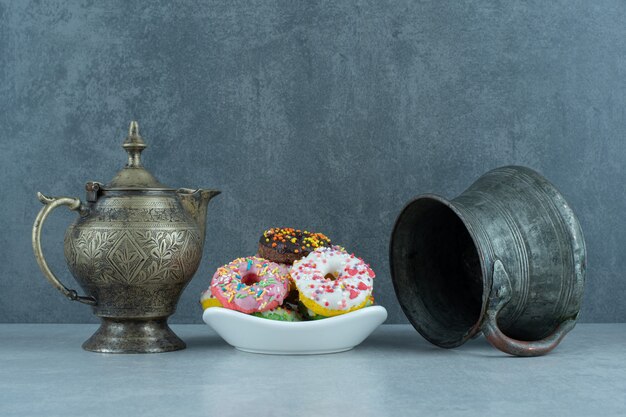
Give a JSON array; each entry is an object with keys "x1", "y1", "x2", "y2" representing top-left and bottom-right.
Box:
[
  {"x1": 390, "y1": 166, "x2": 586, "y2": 356},
  {"x1": 32, "y1": 122, "x2": 220, "y2": 353}
]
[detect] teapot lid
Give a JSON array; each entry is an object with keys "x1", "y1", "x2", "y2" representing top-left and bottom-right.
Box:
[{"x1": 104, "y1": 121, "x2": 174, "y2": 191}]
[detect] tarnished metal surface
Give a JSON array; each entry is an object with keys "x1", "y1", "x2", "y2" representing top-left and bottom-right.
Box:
[
  {"x1": 32, "y1": 122, "x2": 220, "y2": 353},
  {"x1": 390, "y1": 166, "x2": 586, "y2": 356}
]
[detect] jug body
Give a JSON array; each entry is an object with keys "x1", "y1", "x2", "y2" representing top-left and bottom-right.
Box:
[{"x1": 390, "y1": 166, "x2": 585, "y2": 356}]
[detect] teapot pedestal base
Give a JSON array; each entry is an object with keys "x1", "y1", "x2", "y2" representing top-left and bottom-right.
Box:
[{"x1": 82, "y1": 318, "x2": 186, "y2": 353}]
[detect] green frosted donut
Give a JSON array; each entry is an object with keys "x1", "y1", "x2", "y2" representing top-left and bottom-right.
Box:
[{"x1": 252, "y1": 306, "x2": 302, "y2": 322}]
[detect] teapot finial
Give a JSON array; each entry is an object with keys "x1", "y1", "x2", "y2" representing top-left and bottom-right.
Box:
[
  {"x1": 129, "y1": 120, "x2": 139, "y2": 136},
  {"x1": 105, "y1": 121, "x2": 169, "y2": 189},
  {"x1": 123, "y1": 120, "x2": 146, "y2": 168}
]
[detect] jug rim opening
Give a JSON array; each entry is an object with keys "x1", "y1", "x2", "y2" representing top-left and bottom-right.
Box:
[{"x1": 390, "y1": 194, "x2": 490, "y2": 348}]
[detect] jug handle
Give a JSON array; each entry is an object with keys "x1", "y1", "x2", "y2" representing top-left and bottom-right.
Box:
[
  {"x1": 481, "y1": 259, "x2": 576, "y2": 357},
  {"x1": 32, "y1": 192, "x2": 97, "y2": 306}
]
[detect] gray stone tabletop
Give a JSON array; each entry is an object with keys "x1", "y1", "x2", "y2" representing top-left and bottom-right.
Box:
[{"x1": 1, "y1": 323, "x2": 625, "y2": 417}]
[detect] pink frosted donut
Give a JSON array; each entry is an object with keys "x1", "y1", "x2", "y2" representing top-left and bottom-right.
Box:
[
  {"x1": 255, "y1": 253, "x2": 294, "y2": 291},
  {"x1": 210, "y1": 256, "x2": 290, "y2": 314}
]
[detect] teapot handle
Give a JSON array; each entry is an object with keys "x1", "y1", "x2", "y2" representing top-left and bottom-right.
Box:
[
  {"x1": 481, "y1": 259, "x2": 576, "y2": 356},
  {"x1": 32, "y1": 192, "x2": 97, "y2": 306}
]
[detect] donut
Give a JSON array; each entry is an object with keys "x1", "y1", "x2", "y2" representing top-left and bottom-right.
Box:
[
  {"x1": 258, "y1": 227, "x2": 332, "y2": 265},
  {"x1": 210, "y1": 256, "x2": 290, "y2": 314},
  {"x1": 252, "y1": 306, "x2": 302, "y2": 322},
  {"x1": 200, "y1": 289, "x2": 223, "y2": 310},
  {"x1": 291, "y1": 246, "x2": 375, "y2": 317}
]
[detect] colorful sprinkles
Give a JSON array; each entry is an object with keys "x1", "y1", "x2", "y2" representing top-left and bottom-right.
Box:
[{"x1": 260, "y1": 227, "x2": 331, "y2": 256}]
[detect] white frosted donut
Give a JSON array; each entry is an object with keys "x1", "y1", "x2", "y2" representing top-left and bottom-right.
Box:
[{"x1": 291, "y1": 246, "x2": 375, "y2": 317}]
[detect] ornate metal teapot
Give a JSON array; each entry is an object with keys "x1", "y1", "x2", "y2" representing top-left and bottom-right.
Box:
[{"x1": 32, "y1": 122, "x2": 220, "y2": 353}]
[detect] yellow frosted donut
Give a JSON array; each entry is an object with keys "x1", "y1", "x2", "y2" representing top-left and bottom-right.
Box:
[
  {"x1": 200, "y1": 289, "x2": 223, "y2": 310},
  {"x1": 300, "y1": 294, "x2": 368, "y2": 317}
]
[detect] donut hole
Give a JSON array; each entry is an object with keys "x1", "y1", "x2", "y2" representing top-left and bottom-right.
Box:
[
  {"x1": 324, "y1": 272, "x2": 338, "y2": 281},
  {"x1": 241, "y1": 273, "x2": 261, "y2": 285}
]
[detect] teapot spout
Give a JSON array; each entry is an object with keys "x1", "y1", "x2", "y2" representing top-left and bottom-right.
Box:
[{"x1": 177, "y1": 188, "x2": 221, "y2": 241}]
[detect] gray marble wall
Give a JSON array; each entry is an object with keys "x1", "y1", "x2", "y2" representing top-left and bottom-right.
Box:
[{"x1": 1, "y1": 1, "x2": 624, "y2": 324}]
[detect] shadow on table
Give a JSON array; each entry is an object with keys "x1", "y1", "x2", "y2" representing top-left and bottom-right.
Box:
[
  {"x1": 429, "y1": 335, "x2": 578, "y2": 359},
  {"x1": 183, "y1": 334, "x2": 230, "y2": 350},
  {"x1": 358, "y1": 329, "x2": 525, "y2": 358},
  {"x1": 356, "y1": 329, "x2": 455, "y2": 356}
]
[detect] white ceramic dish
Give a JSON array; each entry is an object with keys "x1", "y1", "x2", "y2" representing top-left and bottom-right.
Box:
[{"x1": 202, "y1": 306, "x2": 387, "y2": 355}]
